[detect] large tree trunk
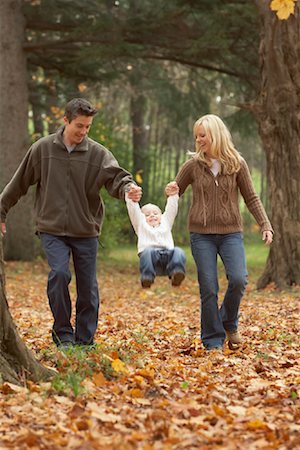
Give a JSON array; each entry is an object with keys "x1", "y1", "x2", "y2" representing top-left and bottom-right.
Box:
[
  {"x1": 0, "y1": 0, "x2": 35, "y2": 260},
  {"x1": 129, "y1": 74, "x2": 150, "y2": 202},
  {"x1": 0, "y1": 237, "x2": 54, "y2": 385},
  {"x1": 254, "y1": 1, "x2": 300, "y2": 289}
]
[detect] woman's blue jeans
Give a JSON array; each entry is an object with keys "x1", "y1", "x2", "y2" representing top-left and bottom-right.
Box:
[
  {"x1": 190, "y1": 232, "x2": 248, "y2": 350},
  {"x1": 40, "y1": 233, "x2": 99, "y2": 346}
]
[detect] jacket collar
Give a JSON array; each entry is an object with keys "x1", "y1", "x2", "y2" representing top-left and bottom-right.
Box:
[{"x1": 53, "y1": 126, "x2": 89, "y2": 152}]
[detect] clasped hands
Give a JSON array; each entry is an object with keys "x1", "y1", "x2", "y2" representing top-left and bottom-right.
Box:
[
  {"x1": 126, "y1": 184, "x2": 142, "y2": 202},
  {"x1": 127, "y1": 180, "x2": 179, "y2": 202}
]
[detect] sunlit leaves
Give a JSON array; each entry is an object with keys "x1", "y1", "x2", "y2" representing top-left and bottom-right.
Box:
[
  {"x1": 270, "y1": 0, "x2": 297, "y2": 20},
  {"x1": 135, "y1": 170, "x2": 143, "y2": 185},
  {"x1": 1, "y1": 257, "x2": 299, "y2": 448},
  {"x1": 78, "y1": 83, "x2": 87, "y2": 93}
]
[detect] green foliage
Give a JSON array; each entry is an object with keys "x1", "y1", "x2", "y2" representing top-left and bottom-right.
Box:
[
  {"x1": 100, "y1": 193, "x2": 134, "y2": 251},
  {"x1": 52, "y1": 372, "x2": 84, "y2": 397},
  {"x1": 102, "y1": 237, "x2": 269, "y2": 273},
  {"x1": 49, "y1": 342, "x2": 131, "y2": 397},
  {"x1": 88, "y1": 110, "x2": 135, "y2": 250},
  {"x1": 290, "y1": 391, "x2": 298, "y2": 400},
  {"x1": 88, "y1": 111, "x2": 131, "y2": 169},
  {"x1": 23, "y1": 0, "x2": 268, "y2": 254}
]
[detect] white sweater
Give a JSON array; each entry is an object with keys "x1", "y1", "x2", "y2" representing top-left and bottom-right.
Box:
[{"x1": 125, "y1": 194, "x2": 179, "y2": 254}]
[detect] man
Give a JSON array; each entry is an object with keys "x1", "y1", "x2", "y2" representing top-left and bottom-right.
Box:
[{"x1": 0, "y1": 98, "x2": 141, "y2": 349}]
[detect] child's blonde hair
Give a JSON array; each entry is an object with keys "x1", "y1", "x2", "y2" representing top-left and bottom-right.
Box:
[
  {"x1": 141, "y1": 203, "x2": 162, "y2": 214},
  {"x1": 191, "y1": 114, "x2": 241, "y2": 174}
]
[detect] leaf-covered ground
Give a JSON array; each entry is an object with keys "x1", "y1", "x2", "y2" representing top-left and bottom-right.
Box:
[{"x1": 0, "y1": 256, "x2": 299, "y2": 450}]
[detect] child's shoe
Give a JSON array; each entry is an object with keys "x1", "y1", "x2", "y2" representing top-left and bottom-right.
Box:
[
  {"x1": 171, "y1": 272, "x2": 185, "y2": 286},
  {"x1": 141, "y1": 279, "x2": 153, "y2": 288}
]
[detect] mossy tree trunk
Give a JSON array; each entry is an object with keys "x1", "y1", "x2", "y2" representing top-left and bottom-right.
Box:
[
  {"x1": 0, "y1": 0, "x2": 35, "y2": 261},
  {"x1": 254, "y1": 1, "x2": 300, "y2": 289},
  {"x1": 0, "y1": 236, "x2": 54, "y2": 385}
]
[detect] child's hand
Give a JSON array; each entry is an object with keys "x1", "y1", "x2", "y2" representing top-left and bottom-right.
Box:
[
  {"x1": 127, "y1": 184, "x2": 142, "y2": 202},
  {"x1": 165, "y1": 181, "x2": 179, "y2": 196},
  {"x1": 1, "y1": 223, "x2": 6, "y2": 237}
]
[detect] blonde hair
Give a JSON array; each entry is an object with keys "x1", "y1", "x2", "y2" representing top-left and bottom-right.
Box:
[
  {"x1": 141, "y1": 203, "x2": 161, "y2": 214},
  {"x1": 191, "y1": 114, "x2": 241, "y2": 174}
]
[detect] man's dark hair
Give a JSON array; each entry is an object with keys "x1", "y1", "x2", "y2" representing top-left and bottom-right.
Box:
[{"x1": 64, "y1": 98, "x2": 98, "y2": 122}]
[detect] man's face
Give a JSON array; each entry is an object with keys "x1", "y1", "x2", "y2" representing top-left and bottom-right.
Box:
[{"x1": 63, "y1": 115, "x2": 93, "y2": 145}]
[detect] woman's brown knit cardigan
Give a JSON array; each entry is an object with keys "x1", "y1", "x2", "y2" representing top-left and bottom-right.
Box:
[{"x1": 175, "y1": 157, "x2": 273, "y2": 235}]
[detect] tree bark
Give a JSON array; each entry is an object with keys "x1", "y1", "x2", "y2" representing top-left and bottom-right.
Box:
[
  {"x1": 0, "y1": 0, "x2": 35, "y2": 260},
  {"x1": 29, "y1": 87, "x2": 45, "y2": 138},
  {"x1": 129, "y1": 75, "x2": 150, "y2": 202},
  {"x1": 254, "y1": 1, "x2": 300, "y2": 288},
  {"x1": 0, "y1": 236, "x2": 54, "y2": 385}
]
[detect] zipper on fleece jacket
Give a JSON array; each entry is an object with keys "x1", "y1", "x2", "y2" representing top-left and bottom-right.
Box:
[{"x1": 63, "y1": 152, "x2": 71, "y2": 234}]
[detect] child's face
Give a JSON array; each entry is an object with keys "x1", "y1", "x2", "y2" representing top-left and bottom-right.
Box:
[{"x1": 142, "y1": 205, "x2": 162, "y2": 227}]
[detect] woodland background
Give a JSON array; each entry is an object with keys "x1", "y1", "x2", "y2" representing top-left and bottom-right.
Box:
[
  {"x1": 0, "y1": 1, "x2": 299, "y2": 449},
  {"x1": 1, "y1": 0, "x2": 300, "y2": 289}
]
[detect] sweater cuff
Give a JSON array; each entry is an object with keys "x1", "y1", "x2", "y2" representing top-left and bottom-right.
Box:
[{"x1": 261, "y1": 223, "x2": 274, "y2": 234}]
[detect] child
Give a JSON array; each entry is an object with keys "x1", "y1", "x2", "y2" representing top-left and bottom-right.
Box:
[{"x1": 125, "y1": 191, "x2": 186, "y2": 288}]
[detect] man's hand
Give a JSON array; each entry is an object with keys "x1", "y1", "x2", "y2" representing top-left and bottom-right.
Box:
[
  {"x1": 262, "y1": 230, "x2": 273, "y2": 245},
  {"x1": 127, "y1": 184, "x2": 142, "y2": 202},
  {"x1": 165, "y1": 181, "x2": 179, "y2": 196},
  {"x1": 1, "y1": 223, "x2": 6, "y2": 237}
]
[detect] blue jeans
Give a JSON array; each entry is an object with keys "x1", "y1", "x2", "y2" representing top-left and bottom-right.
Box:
[
  {"x1": 190, "y1": 232, "x2": 248, "y2": 350},
  {"x1": 40, "y1": 233, "x2": 99, "y2": 346},
  {"x1": 139, "y1": 247, "x2": 186, "y2": 282}
]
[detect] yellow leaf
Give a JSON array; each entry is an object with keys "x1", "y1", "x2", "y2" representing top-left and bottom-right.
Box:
[
  {"x1": 112, "y1": 358, "x2": 128, "y2": 373},
  {"x1": 78, "y1": 83, "x2": 87, "y2": 92},
  {"x1": 270, "y1": 0, "x2": 296, "y2": 20},
  {"x1": 270, "y1": 0, "x2": 281, "y2": 8},
  {"x1": 247, "y1": 419, "x2": 268, "y2": 430},
  {"x1": 135, "y1": 173, "x2": 143, "y2": 184}
]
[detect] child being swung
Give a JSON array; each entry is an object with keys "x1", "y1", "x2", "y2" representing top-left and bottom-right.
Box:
[{"x1": 125, "y1": 190, "x2": 186, "y2": 288}]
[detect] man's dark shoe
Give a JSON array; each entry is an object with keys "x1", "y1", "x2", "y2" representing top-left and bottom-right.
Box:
[
  {"x1": 57, "y1": 341, "x2": 74, "y2": 351},
  {"x1": 141, "y1": 279, "x2": 153, "y2": 288},
  {"x1": 171, "y1": 272, "x2": 185, "y2": 286},
  {"x1": 75, "y1": 342, "x2": 97, "y2": 352}
]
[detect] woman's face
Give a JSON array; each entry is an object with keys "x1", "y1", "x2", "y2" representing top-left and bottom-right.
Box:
[{"x1": 195, "y1": 124, "x2": 212, "y2": 157}]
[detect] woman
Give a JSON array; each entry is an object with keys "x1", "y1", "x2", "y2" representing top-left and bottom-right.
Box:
[{"x1": 166, "y1": 114, "x2": 273, "y2": 351}]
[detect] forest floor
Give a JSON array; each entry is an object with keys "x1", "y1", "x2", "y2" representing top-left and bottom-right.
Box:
[{"x1": 0, "y1": 250, "x2": 299, "y2": 450}]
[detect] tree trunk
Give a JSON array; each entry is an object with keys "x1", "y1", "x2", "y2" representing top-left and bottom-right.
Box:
[
  {"x1": 129, "y1": 77, "x2": 150, "y2": 202},
  {"x1": 0, "y1": 237, "x2": 54, "y2": 385},
  {"x1": 254, "y1": 1, "x2": 300, "y2": 288},
  {"x1": 0, "y1": 0, "x2": 35, "y2": 260},
  {"x1": 29, "y1": 83, "x2": 45, "y2": 138},
  {"x1": 44, "y1": 71, "x2": 60, "y2": 134}
]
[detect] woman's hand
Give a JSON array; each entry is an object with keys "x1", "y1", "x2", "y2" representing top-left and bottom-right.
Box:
[
  {"x1": 262, "y1": 230, "x2": 273, "y2": 245},
  {"x1": 165, "y1": 181, "x2": 179, "y2": 196}
]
